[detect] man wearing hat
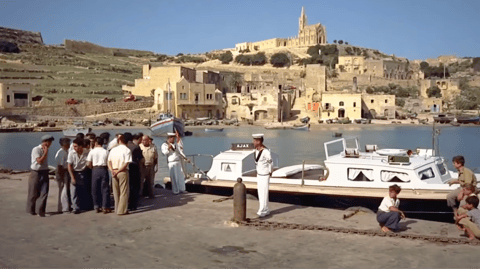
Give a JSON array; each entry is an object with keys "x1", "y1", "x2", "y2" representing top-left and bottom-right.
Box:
[
  {"x1": 161, "y1": 131, "x2": 189, "y2": 194},
  {"x1": 252, "y1": 134, "x2": 273, "y2": 217},
  {"x1": 27, "y1": 135, "x2": 54, "y2": 217}
]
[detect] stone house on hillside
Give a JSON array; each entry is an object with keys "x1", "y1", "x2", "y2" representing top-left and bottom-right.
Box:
[{"x1": 0, "y1": 83, "x2": 31, "y2": 109}]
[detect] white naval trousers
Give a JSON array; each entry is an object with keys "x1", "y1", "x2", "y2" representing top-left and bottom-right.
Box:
[
  {"x1": 256, "y1": 174, "x2": 270, "y2": 216},
  {"x1": 169, "y1": 161, "x2": 185, "y2": 194}
]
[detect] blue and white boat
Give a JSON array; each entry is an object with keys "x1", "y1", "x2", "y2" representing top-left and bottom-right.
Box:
[{"x1": 149, "y1": 113, "x2": 185, "y2": 137}]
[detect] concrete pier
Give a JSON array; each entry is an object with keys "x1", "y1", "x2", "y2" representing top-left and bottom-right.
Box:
[{"x1": 0, "y1": 173, "x2": 478, "y2": 267}]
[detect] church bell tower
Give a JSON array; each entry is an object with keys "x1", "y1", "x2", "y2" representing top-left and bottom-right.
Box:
[{"x1": 299, "y1": 7, "x2": 307, "y2": 35}]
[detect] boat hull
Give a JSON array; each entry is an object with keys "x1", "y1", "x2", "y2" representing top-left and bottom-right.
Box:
[
  {"x1": 63, "y1": 127, "x2": 91, "y2": 137},
  {"x1": 149, "y1": 118, "x2": 185, "y2": 137}
]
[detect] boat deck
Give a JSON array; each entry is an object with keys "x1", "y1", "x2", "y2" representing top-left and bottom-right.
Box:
[{"x1": 165, "y1": 177, "x2": 450, "y2": 200}]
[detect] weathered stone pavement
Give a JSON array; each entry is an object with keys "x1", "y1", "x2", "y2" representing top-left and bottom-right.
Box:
[{"x1": 0, "y1": 174, "x2": 478, "y2": 268}]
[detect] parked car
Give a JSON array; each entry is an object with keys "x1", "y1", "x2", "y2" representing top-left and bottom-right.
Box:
[{"x1": 65, "y1": 98, "x2": 78, "y2": 105}]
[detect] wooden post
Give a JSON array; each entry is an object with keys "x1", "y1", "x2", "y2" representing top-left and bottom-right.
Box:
[{"x1": 301, "y1": 160, "x2": 305, "y2": 186}]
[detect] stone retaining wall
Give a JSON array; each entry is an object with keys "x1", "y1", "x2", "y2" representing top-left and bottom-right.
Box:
[{"x1": 0, "y1": 101, "x2": 153, "y2": 117}]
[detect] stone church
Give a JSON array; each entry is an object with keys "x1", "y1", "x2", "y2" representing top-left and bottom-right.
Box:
[{"x1": 235, "y1": 7, "x2": 327, "y2": 51}]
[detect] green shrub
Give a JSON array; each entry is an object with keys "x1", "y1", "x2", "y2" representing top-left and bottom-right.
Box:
[
  {"x1": 270, "y1": 53, "x2": 290, "y2": 67},
  {"x1": 219, "y1": 51, "x2": 233, "y2": 64},
  {"x1": 426, "y1": 86, "x2": 442, "y2": 98}
]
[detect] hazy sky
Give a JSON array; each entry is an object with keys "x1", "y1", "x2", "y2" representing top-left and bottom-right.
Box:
[{"x1": 1, "y1": 0, "x2": 478, "y2": 60}]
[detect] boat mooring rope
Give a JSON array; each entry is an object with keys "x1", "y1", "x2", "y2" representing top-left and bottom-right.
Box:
[{"x1": 235, "y1": 219, "x2": 480, "y2": 245}]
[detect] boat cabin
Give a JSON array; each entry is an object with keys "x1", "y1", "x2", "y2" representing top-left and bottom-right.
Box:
[
  {"x1": 206, "y1": 143, "x2": 279, "y2": 180},
  {"x1": 323, "y1": 137, "x2": 454, "y2": 190}
]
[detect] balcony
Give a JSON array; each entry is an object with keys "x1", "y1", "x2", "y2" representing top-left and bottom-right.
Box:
[{"x1": 322, "y1": 105, "x2": 334, "y2": 112}]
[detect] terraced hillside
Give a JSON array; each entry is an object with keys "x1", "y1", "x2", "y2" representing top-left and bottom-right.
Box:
[{"x1": 0, "y1": 43, "x2": 156, "y2": 103}]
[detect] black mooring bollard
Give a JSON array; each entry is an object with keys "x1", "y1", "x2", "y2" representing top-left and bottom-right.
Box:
[{"x1": 233, "y1": 177, "x2": 246, "y2": 222}]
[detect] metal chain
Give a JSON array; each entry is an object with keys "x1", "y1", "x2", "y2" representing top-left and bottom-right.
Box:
[{"x1": 236, "y1": 219, "x2": 480, "y2": 246}]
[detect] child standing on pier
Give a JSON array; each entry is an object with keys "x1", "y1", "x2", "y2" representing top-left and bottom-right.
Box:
[
  {"x1": 377, "y1": 184, "x2": 405, "y2": 233},
  {"x1": 455, "y1": 196, "x2": 480, "y2": 240}
]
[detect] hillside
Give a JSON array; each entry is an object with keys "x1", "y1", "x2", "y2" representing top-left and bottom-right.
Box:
[{"x1": 0, "y1": 43, "x2": 155, "y2": 103}]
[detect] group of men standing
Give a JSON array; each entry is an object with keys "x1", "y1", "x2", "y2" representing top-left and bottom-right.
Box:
[{"x1": 26, "y1": 130, "x2": 170, "y2": 216}]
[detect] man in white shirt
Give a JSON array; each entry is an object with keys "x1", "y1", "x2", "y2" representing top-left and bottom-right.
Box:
[
  {"x1": 377, "y1": 184, "x2": 405, "y2": 232},
  {"x1": 27, "y1": 135, "x2": 54, "y2": 217},
  {"x1": 55, "y1": 138, "x2": 71, "y2": 213},
  {"x1": 108, "y1": 134, "x2": 132, "y2": 215},
  {"x1": 87, "y1": 137, "x2": 111, "y2": 214},
  {"x1": 252, "y1": 134, "x2": 273, "y2": 217},
  {"x1": 67, "y1": 138, "x2": 89, "y2": 214},
  {"x1": 107, "y1": 133, "x2": 122, "y2": 152},
  {"x1": 161, "y1": 132, "x2": 188, "y2": 195}
]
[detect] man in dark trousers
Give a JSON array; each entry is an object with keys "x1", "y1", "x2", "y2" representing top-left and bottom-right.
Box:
[
  {"x1": 124, "y1": 132, "x2": 143, "y2": 211},
  {"x1": 27, "y1": 135, "x2": 54, "y2": 217}
]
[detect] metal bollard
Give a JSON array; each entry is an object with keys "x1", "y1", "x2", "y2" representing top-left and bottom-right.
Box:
[{"x1": 233, "y1": 177, "x2": 246, "y2": 222}]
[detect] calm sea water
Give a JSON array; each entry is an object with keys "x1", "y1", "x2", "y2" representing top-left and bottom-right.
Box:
[{"x1": 1, "y1": 125, "x2": 480, "y2": 184}]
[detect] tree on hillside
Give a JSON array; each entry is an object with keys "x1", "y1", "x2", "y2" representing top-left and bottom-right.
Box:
[
  {"x1": 420, "y1": 61, "x2": 429, "y2": 70},
  {"x1": 270, "y1": 53, "x2": 290, "y2": 67},
  {"x1": 219, "y1": 51, "x2": 233, "y2": 64},
  {"x1": 333, "y1": 40, "x2": 337, "y2": 44},
  {"x1": 427, "y1": 86, "x2": 442, "y2": 98},
  {"x1": 338, "y1": 40, "x2": 344, "y2": 44},
  {"x1": 345, "y1": 42, "x2": 349, "y2": 45},
  {"x1": 252, "y1": 52, "x2": 266, "y2": 66}
]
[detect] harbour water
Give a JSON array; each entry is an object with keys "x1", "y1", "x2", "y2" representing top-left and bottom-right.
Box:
[{"x1": 1, "y1": 125, "x2": 480, "y2": 182}]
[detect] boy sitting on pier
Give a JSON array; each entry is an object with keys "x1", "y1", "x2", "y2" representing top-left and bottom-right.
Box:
[
  {"x1": 457, "y1": 183, "x2": 477, "y2": 209},
  {"x1": 455, "y1": 196, "x2": 480, "y2": 240},
  {"x1": 377, "y1": 184, "x2": 405, "y2": 233}
]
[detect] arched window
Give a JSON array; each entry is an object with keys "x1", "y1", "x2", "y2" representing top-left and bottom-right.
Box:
[
  {"x1": 339, "y1": 101, "x2": 344, "y2": 106},
  {"x1": 353, "y1": 102, "x2": 356, "y2": 107}
]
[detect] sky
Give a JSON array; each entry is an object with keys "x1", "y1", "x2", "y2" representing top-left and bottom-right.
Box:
[{"x1": 1, "y1": 0, "x2": 479, "y2": 60}]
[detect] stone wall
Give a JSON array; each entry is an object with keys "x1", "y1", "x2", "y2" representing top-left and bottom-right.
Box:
[
  {"x1": 0, "y1": 27, "x2": 43, "y2": 45},
  {"x1": 0, "y1": 101, "x2": 153, "y2": 117}
]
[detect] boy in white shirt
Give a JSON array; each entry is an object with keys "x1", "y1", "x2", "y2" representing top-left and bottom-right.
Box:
[{"x1": 377, "y1": 184, "x2": 405, "y2": 232}]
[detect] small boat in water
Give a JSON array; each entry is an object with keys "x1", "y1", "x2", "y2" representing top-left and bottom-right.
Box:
[
  {"x1": 433, "y1": 114, "x2": 455, "y2": 124},
  {"x1": 456, "y1": 116, "x2": 480, "y2": 124},
  {"x1": 63, "y1": 122, "x2": 91, "y2": 137},
  {"x1": 293, "y1": 124, "x2": 310, "y2": 131},
  {"x1": 149, "y1": 113, "x2": 185, "y2": 137},
  {"x1": 205, "y1": 128, "x2": 224, "y2": 132}
]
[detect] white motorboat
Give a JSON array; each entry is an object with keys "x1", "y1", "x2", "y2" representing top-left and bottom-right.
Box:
[
  {"x1": 182, "y1": 136, "x2": 480, "y2": 200},
  {"x1": 63, "y1": 122, "x2": 91, "y2": 137},
  {"x1": 149, "y1": 113, "x2": 185, "y2": 137}
]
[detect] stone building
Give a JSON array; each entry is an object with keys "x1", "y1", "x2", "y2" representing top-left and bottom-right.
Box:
[
  {"x1": 336, "y1": 56, "x2": 410, "y2": 80},
  {"x1": 318, "y1": 92, "x2": 395, "y2": 120},
  {"x1": 123, "y1": 65, "x2": 223, "y2": 119},
  {"x1": 0, "y1": 83, "x2": 31, "y2": 109},
  {"x1": 419, "y1": 78, "x2": 461, "y2": 101},
  {"x1": 235, "y1": 7, "x2": 327, "y2": 51},
  {"x1": 225, "y1": 89, "x2": 292, "y2": 122}
]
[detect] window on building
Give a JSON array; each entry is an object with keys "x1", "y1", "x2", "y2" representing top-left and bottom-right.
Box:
[
  {"x1": 371, "y1": 99, "x2": 374, "y2": 104},
  {"x1": 353, "y1": 102, "x2": 356, "y2": 107},
  {"x1": 232, "y1": 98, "x2": 237, "y2": 105},
  {"x1": 180, "y1": 93, "x2": 187, "y2": 100},
  {"x1": 325, "y1": 103, "x2": 331, "y2": 109},
  {"x1": 339, "y1": 101, "x2": 344, "y2": 106},
  {"x1": 264, "y1": 97, "x2": 267, "y2": 101},
  {"x1": 182, "y1": 86, "x2": 185, "y2": 90},
  {"x1": 166, "y1": 93, "x2": 173, "y2": 100},
  {"x1": 6, "y1": 95, "x2": 10, "y2": 103},
  {"x1": 385, "y1": 99, "x2": 388, "y2": 103},
  {"x1": 206, "y1": 94, "x2": 213, "y2": 100}
]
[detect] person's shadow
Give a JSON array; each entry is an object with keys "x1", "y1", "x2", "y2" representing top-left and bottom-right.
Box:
[
  {"x1": 257, "y1": 205, "x2": 305, "y2": 220},
  {"x1": 131, "y1": 188, "x2": 196, "y2": 214},
  {"x1": 397, "y1": 219, "x2": 417, "y2": 232}
]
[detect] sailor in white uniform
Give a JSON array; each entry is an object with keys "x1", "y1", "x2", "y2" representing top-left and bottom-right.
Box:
[
  {"x1": 253, "y1": 134, "x2": 273, "y2": 217},
  {"x1": 161, "y1": 132, "x2": 189, "y2": 194}
]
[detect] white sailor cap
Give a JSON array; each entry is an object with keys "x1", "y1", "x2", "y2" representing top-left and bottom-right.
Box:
[
  {"x1": 167, "y1": 132, "x2": 176, "y2": 137},
  {"x1": 252, "y1": 133, "x2": 264, "y2": 139}
]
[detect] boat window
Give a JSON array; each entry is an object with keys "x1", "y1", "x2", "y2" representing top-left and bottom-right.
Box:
[
  {"x1": 221, "y1": 163, "x2": 236, "y2": 172},
  {"x1": 418, "y1": 168, "x2": 435, "y2": 180},
  {"x1": 348, "y1": 168, "x2": 373, "y2": 182},
  {"x1": 436, "y1": 163, "x2": 447, "y2": 175},
  {"x1": 381, "y1": 171, "x2": 410, "y2": 182}
]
